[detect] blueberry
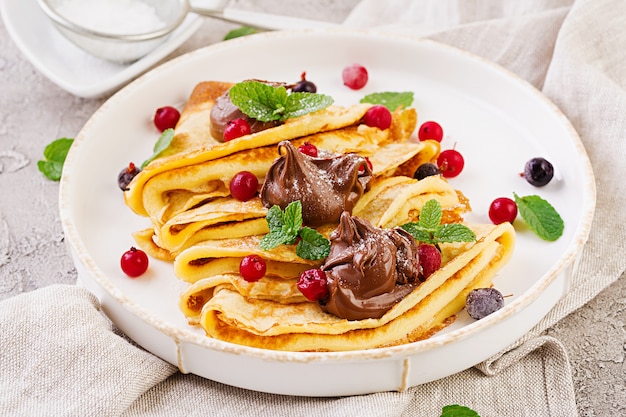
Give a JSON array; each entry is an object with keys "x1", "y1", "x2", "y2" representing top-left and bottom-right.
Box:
[
  {"x1": 523, "y1": 157, "x2": 554, "y2": 187},
  {"x1": 118, "y1": 162, "x2": 141, "y2": 191},
  {"x1": 465, "y1": 288, "x2": 504, "y2": 320},
  {"x1": 414, "y1": 163, "x2": 440, "y2": 180},
  {"x1": 293, "y1": 80, "x2": 317, "y2": 93}
]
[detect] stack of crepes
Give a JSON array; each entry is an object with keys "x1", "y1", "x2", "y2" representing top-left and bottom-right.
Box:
[{"x1": 124, "y1": 80, "x2": 515, "y2": 352}]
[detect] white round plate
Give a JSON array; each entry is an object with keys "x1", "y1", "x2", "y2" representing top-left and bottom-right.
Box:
[{"x1": 59, "y1": 29, "x2": 595, "y2": 396}]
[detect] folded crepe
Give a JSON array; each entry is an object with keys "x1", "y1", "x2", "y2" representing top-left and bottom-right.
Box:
[{"x1": 191, "y1": 221, "x2": 514, "y2": 351}]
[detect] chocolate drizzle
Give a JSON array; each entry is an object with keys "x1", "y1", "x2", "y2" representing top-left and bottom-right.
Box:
[
  {"x1": 260, "y1": 141, "x2": 372, "y2": 227},
  {"x1": 321, "y1": 212, "x2": 420, "y2": 320}
]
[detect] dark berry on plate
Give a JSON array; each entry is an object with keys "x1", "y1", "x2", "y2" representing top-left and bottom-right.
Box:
[
  {"x1": 465, "y1": 287, "x2": 505, "y2": 319},
  {"x1": 120, "y1": 247, "x2": 149, "y2": 277},
  {"x1": 414, "y1": 163, "x2": 440, "y2": 180},
  {"x1": 223, "y1": 118, "x2": 251, "y2": 141},
  {"x1": 293, "y1": 72, "x2": 317, "y2": 93},
  {"x1": 230, "y1": 171, "x2": 259, "y2": 201},
  {"x1": 488, "y1": 197, "x2": 518, "y2": 224},
  {"x1": 363, "y1": 105, "x2": 392, "y2": 130},
  {"x1": 523, "y1": 157, "x2": 554, "y2": 187},
  {"x1": 437, "y1": 149, "x2": 465, "y2": 178},
  {"x1": 418, "y1": 243, "x2": 441, "y2": 280},
  {"x1": 117, "y1": 162, "x2": 141, "y2": 191},
  {"x1": 153, "y1": 106, "x2": 180, "y2": 132},
  {"x1": 418, "y1": 121, "x2": 444, "y2": 142},
  {"x1": 239, "y1": 254, "x2": 266, "y2": 282},
  {"x1": 297, "y1": 269, "x2": 329, "y2": 301},
  {"x1": 298, "y1": 142, "x2": 318, "y2": 157},
  {"x1": 342, "y1": 63, "x2": 368, "y2": 90}
]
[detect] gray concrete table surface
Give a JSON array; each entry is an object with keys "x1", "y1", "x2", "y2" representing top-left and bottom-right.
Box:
[{"x1": 0, "y1": 1, "x2": 623, "y2": 416}]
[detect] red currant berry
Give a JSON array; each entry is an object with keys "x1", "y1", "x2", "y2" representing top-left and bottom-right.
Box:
[
  {"x1": 418, "y1": 121, "x2": 444, "y2": 142},
  {"x1": 488, "y1": 197, "x2": 518, "y2": 224},
  {"x1": 418, "y1": 244, "x2": 441, "y2": 280},
  {"x1": 298, "y1": 142, "x2": 318, "y2": 157},
  {"x1": 239, "y1": 254, "x2": 266, "y2": 282},
  {"x1": 437, "y1": 149, "x2": 465, "y2": 178},
  {"x1": 223, "y1": 118, "x2": 251, "y2": 141},
  {"x1": 120, "y1": 247, "x2": 149, "y2": 278},
  {"x1": 363, "y1": 105, "x2": 392, "y2": 130},
  {"x1": 342, "y1": 63, "x2": 368, "y2": 90},
  {"x1": 297, "y1": 269, "x2": 329, "y2": 301},
  {"x1": 229, "y1": 171, "x2": 259, "y2": 201},
  {"x1": 153, "y1": 106, "x2": 180, "y2": 132}
]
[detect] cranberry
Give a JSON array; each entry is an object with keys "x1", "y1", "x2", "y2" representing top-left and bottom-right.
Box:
[
  {"x1": 358, "y1": 156, "x2": 373, "y2": 174},
  {"x1": 229, "y1": 171, "x2": 259, "y2": 201},
  {"x1": 437, "y1": 149, "x2": 464, "y2": 178},
  {"x1": 363, "y1": 105, "x2": 392, "y2": 130},
  {"x1": 297, "y1": 269, "x2": 329, "y2": 301},
  {"x1": 488, "y1": 197, "x2": 518, "y2": 224},
  {"x1": 418, "y1": 121, "x2": 444, "y2": 142},
  {"x1": 342, "y1": 63, "x2": 368, "y2": 90},
  {"x1": 153, "y1": 106, "x2": 180, "y2": 132},
  {"x1": 239, "y1": 254, "x2": 266, "y2": 282},
  {"x1": 120, "y1": 247, "x2": 149, "y2": 277},
  {"x1": 418, "y1": 244, "x2": 441, "y2": 280},
  {"x1": 298, "y1": 142, "x2": 318, "y2": 157},
  {"x1": 223, "y1": 118, "x2": 251, "y2": 141}
]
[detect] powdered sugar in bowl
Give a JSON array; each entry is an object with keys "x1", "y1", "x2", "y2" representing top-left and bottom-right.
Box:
[{"x1": 37, "y1": 0, "x2": 189, "y2": 63}]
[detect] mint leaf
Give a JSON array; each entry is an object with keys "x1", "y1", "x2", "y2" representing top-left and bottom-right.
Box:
[
  {"x1": 513, "y1": 193, "x2": 564, "y2": 241},
  {"x1": 259, "y1": 230, "x2": 295, "y2": 250},
  {"x1": 435, "y1": 223, "x2": 476, "y2": 243},
  {"x1": 265, "y1": 205, "x2": 285, "y2": 232},
  {"x1": 441, "y1": 404, "x2": 480, "y2": 416},
  {"x1": 418, "y1": 199, "x2": 443, "y2": 230},
  {"x1": 400, "y1": 199, "x2": 476, "y2": 247},
  {"x1": 38, "y1": 138, "x2": 74, "y2": 181},
  {"x1": 223, "y1": 26, "x2": 256, "y2": 41},
  {"x1": 229, "y1": 80, "x2": 333, "y2": 122},
  {"x1": 141, "y1": 128, "x2": 175, "y2": 168},
  {"x1": 296, "y1": 227, "x2": 331, "y2": 260},
  {"x1": 360, "y1": 91, "x2": 414, "y2": 111},
  {"x1": 259, "y1": 201, "x2": 330, "y2": 260}
]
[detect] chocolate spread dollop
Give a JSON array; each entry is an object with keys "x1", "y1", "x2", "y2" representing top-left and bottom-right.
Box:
[
  {"x1": 321, "y1": 212, "x2": 421, "y2": 320},
  {"x1": 260, "y1": 141, "x2": 372, "y2": 227},
  {"x1": 210, "y1": 90, "x2": 281, "y2": 141}
]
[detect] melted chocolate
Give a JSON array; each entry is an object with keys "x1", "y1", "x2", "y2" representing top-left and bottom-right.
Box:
[
  {"x1": 321, "y1": 212, "x2": 420, "y2": 320},
  {"x1": 260, "y1": 141, "x2": 372, "y2": 227}
]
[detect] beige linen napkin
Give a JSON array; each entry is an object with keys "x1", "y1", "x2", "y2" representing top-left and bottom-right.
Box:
[{"x1": 2, "y1": 0, "x2": 625, "y2": 416}]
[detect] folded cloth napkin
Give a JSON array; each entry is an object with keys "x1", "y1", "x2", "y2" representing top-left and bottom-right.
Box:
[{"x1": 2, "y1": 0, "x2": 625, "y2": 416}]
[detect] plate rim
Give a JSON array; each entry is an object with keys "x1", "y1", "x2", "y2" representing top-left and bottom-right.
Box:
[{"x1": 59, "y1": 28, "x2": 596, "y2": 365}]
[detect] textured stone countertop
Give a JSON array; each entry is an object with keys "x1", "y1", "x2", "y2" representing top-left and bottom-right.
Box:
[{"x1": 0, "y1": 1, "x2": 623, "y2": 415}]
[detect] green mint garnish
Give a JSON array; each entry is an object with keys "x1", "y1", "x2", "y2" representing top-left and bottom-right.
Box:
[
  {"x1": 229, "y1": 80, "x2": 334, "y2": 123},
  {"x1": 259, "y1": 201, "x2": 330, "y2": 260},
  {"x1": 38, "y1": 137, "x2": 74, "y2": 181},
  {"x1": 401, "y1": 199, "x2": 476, "y2": 248},
  {"x1": 513, "y1": 192, "x2": 564, "y2": 241},
  {"x1": 441, "y1": 404, "x2": 481, "y2": 416},
  {"x1": 360, "y1": 91, "x2": 414, "y2": 111},
  {"x1": 141, "y1": 128, "x2": 175, "y2": 169},
  {"x1": 223, "y1": 26, "x2": 256, "y2": 41}
]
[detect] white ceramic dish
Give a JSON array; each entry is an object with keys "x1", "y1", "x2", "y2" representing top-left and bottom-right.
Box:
[
  {"x1": 59, "y1": 30, "x2": 595, "y2": 396},
  {"x1": 1, "y1": 0, "x2": 202, "y2": 98}
]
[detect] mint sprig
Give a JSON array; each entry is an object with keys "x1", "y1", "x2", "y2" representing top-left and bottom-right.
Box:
[
  {"x1": 401, "y1": 199, "x2": 476, "y2": 248},
  {"x1": 441, "y1": 404, "x2": 480, "y2": 416},
  {"x1": 259, "y1": 201, "x2": 330, "y2": 260},
  {"x1": 38, "y1": 137, "x2": 74, "y2": 181},
  {"x1": 223, "y1": 26, "x2": 256, "y2": 41},
  {"x1": 141, "y1": 128, "x2": 175, "y2": 168},
  {"x1": 229, "y1": 80, "x2": 334, "y2": 123},
  {"x1": 513, "y1": 192, "x2": 564, "y2": 241},
  {"x1": 360, "y1": 91, "x2": 414, "y2": 111}
]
